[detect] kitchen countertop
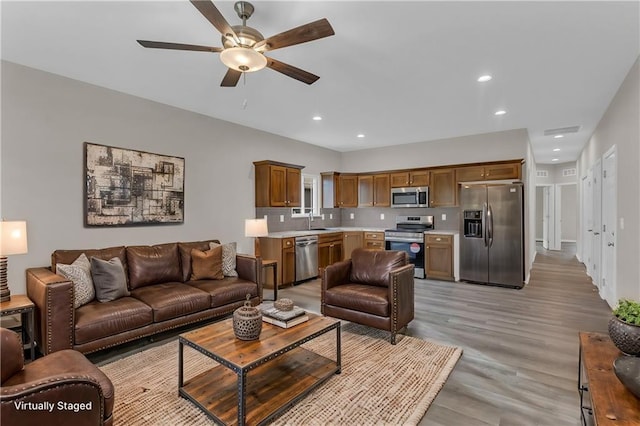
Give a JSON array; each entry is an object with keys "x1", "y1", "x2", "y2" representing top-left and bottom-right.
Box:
[{"x1": 264, "y1": 227, "x2": 459, "y2": 238}]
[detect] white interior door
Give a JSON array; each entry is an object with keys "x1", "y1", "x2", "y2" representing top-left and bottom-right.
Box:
[
  {"x1": 602, "y1": 147, "x2": 617, "y2": 307},
  {"x1": 582, "y1": 171, "x2": 593, "y2": 277},
  {"x1": 542, "y1": 186, "x2": 550, "y2": 249},
  {"x1": 592, "y1": 160, "x2": 603, "y2": 288},
  {"x1": 553, "y1": 184, "x2": 562, "y2": 250}
]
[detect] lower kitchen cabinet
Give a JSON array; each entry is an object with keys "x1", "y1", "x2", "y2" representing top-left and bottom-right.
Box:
[
  {"x1": 257, "y1": 237, "x2": 296, "y2": 287},
  {"x1": 363, "y1": 232, "x2": 385, "y2": 251},
  {"x1": 425, "y1": 234, "x2": 454, "y2": 281},
  {"x1": 318, "y1": 232, "x2": 343, "y2": 272},
  {"x1": 343, "y1": 231, "x2": 363, "y2": 260}
]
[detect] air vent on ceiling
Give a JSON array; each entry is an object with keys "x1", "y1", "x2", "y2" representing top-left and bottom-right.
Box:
[
  {"x1": 544, "y1": 126, "x2": 581, "y2": 136},
  {"x1": 563, "y1": 168, "x2": 577, "y2": 177},
  {"x1": 537, "y1": 170, "x2": 549, "y2": 178}
]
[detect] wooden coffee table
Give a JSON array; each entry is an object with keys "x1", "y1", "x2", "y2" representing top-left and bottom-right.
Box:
[{"x1": 178, "y1": 313, "x2": 341, "y2": 426}]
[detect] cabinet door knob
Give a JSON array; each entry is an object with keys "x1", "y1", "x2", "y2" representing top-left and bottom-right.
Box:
[{"x1": 436, "y1": 238, "x2": 441, "y2": 241}]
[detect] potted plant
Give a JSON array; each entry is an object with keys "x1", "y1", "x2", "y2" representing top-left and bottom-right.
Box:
[{"x1": 609, "y1": 299, "x2": 640, "y2": 356}]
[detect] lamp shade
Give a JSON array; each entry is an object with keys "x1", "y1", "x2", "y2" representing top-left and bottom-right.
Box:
[
  {"x1": 245, "y1": 218, "x2": 269, "y2": 238},
  {"x1": 0, "y1": 221, "x2": 28, "y2": 256}
]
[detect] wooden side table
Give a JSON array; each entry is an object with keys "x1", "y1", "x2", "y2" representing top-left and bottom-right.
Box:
[
  {"x1": 0, "y1": 294, "x2": 35, "y2": 361},
  {"x1": 262, "y1": 259, "x2": 278, "y2": 301},
  {"x1": 578, "y1": 332, "x2": 640, "y2": 425}
]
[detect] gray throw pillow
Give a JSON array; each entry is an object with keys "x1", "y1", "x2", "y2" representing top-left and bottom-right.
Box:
[
  {"x1": 91, "y1": 256, "x2": 130, "y2": 302},
  {"x1": 210, "y1": 242, "x2": 238, "y2": 277},
  {"x1": 56, "y1": 253, "x2": 95, "y2": 308}
]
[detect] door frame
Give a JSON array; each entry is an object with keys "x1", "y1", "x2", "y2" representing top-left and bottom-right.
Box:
[{"x1": 601, "y1": 146, "x2": 617, "y2": 307}]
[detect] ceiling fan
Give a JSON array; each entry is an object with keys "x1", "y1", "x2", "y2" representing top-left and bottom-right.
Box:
[{"x1": 137, "y1": 0, "x2": 335, "y2": 87}]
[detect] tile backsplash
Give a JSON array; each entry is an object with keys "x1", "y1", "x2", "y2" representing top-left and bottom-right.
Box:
[{"x1": 255, "y1": 206, "x2": 460, "y2": 232}]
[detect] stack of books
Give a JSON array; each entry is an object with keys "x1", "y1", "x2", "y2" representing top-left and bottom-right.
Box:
[{"x1": 261, "y1": 303, "x2": 309, "y2": 328}]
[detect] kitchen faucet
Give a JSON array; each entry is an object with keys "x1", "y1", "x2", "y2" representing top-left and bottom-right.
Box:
[{"x1": 308, "y1": 210, "x2": 313, "y2": 230}]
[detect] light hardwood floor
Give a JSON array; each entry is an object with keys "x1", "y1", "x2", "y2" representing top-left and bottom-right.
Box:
[
  {"x1": 90, "y1": 243, "x2": 611, "y2": 425},
  {"x1": 280, "y1": 243, "x2": 611, "y2": 426}
]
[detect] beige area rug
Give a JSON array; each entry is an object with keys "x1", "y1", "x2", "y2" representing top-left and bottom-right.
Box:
[{"x1": 100, "y1": 323, "x2": 462, "y2": 425}]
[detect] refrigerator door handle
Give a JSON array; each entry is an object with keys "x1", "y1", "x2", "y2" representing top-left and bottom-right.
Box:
[
  {"x1": 487, "y1": 204, "x2": 494, "y2": 248},
  {"x1": 482, "y1": 203, "x2": 488, "y2": 247}
]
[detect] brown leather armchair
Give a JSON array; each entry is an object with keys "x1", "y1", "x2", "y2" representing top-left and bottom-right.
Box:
[
  {"x1": 0, "y1": 327, "x2": 114, "y2": 425},
  {"x1": 321, "y1": 248, "x2": 415, "y2": 344}
]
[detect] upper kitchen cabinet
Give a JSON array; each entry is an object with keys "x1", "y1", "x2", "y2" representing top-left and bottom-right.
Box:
[
  {"x1": 358, "y1": 173, "x2": 390, "y2": 207},
  {"x1": 456, "y1": 161, "x2": 522, "y2": 182},
  {"x1": 254, "y1": 160, "x2": 304, "y2": 207},
  {"x1": 390, "y1": 169, "x2": 430, "y2": 187},
  {"x1": 429, "y1": 168, "x2": 457, "y2": 207},
  {"x1": 322, "y1": 172, "x2": 358, "y2": 208}
]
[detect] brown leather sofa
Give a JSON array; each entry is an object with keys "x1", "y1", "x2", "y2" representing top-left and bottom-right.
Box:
[
  {"x1": 1, "y1": 327, "x2": 114, "y2": 425},
  {"x1": 26, "y1": 240, "x2": 261, "y2": 355},
  {"x1": 321, "y1": 248, "x2": 415, "y2": 344}
]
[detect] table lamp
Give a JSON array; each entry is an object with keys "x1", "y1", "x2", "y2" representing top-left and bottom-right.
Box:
[
  {"x1": 245, "y1": 218, "x2": 269, "y2": 257},
  {"x1": 0, "y1": 221, "x2": 28, "y2": 302}
]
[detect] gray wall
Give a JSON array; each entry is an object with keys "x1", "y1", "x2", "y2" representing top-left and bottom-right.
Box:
[
  {"x1": 0, "y1": 61, "x2": 342, "y2": 293},
  {"x1": 577, "y1": 55, "x2": 640, "y2": 301}
]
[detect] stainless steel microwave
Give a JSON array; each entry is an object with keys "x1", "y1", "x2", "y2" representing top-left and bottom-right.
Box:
[{"x1": 390, "y1": 187, "x2": 429, "y2": 208}]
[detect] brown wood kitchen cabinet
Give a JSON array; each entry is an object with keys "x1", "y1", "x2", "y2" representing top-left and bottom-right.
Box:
[
  {"x1": 456, "y1": 161, "x2": 521, "y2": 182},
  {"x1": 363, "y1": 232, "x2": 385, "y2": 251},
  {"x1": 257, "y1": 237, "x2": 296, "y2": 287},
  {"x1": 358, "y1": 174, "x2": 390, "y2": 207},
  {"x1": 321, "y1": 172, "x2": 358, "y2": 208},
  {"x1": 390, "y1": 169, "x2": 429, "y2": 187},
  {"x1": 254, "y1": 160, "x2": 304, "y2": 207},
  {"x1": 429, "y1": 168, "x2": 457, "y2": 207},
  {"x1": 318, "y1": 232, "x2": 343, "y2": 272},
  {"x1": 342, "y1": 231, "x2": 364, "y2": 260},
  {"x1": 425, "y1": 234, "x2": 453, "y2": 281}
]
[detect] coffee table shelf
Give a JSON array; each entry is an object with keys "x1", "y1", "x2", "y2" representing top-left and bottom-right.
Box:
[{"x1": 178, "y1": 313, "x2": 341, "y2": 426}]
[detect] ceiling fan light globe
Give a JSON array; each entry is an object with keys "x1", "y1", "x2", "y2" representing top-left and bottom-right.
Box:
[{"x1": 220, "y1": 47, "x2": 267, "y2": 72}]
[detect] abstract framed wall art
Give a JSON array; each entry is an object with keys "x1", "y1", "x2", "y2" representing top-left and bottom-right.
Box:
[{"x1": 84, "y1": 142, "x2": 184, "y2": 226}]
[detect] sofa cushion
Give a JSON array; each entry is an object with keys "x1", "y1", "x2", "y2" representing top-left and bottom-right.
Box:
[
  {"x1": 210, "y1": 242, "x2": 239, "y2": 277},
  {"x1": 130, "y1": 283, "x2": 210, "y2": 322},
  {"x1": 91, "y1": 257, "x2": 130, "y2": 302},
  {"x1": 188, "y1": 277, "x2": 258, "y2": 307},
  {"x1": 52, "y1": 246, "x2": 127, "y2": 279},
  {"x1": 74, "y1": 297, "x2": 153, "y2": 345},
  {"x1": 191, "y1": 246, "x2": 223, "y2": 280},
  {"x1": 324, "y1": 283, "x2": 389, "y2": 317},
  {"x1": 56, "y1": 253, "x2": 95, "y2": 308},
  {"x1": 350, "y1": 249, "x2": 407, "y2": 287},
  {"x1": 127, "y1": 243, "x2": 182, "y2": 290},
  {"x1": 178, "y1": 240, "x2": 220, "y2": 282}
]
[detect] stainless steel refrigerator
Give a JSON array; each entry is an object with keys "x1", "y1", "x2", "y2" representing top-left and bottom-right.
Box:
[{"x1": 460, "y1": 183, "x2": 524, "y2": 288}]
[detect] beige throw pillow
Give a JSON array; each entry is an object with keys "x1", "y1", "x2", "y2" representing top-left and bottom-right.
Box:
[
  {"x1": 56, "y1": 253, "x2": 95, "y2": 308},
  {"x1": 209, "y1": 242, "x2": 238, "y2": 277},
  {"x1": 191, "y1": 246, "x2": 224, "y2": 280}
]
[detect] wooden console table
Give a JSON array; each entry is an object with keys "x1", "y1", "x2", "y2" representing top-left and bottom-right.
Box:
[{"x1": 578, "y1": 332, "x2": 640, "y2": 425}]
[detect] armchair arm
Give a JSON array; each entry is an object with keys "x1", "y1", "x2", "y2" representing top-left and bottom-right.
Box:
[
  {"x1": 26, "y1": 267, "x2": 74, "y2": 355},
  {"x1": 1, "y1": 374, "x2": 106, "y2": 426},
  {"x1": 388, "y1": 264, "x2": 415, "y2": 335},
  {"x1": 322, "y1": 260, "x2": 352, "y2": 291},
  {"x1": 235, "y1": 254, "x2": 263, "y2": 298}
]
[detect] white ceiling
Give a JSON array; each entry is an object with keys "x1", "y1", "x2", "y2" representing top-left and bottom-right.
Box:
[{"x1": 2, "y1": 1, "x2": 639, "y2": 164}]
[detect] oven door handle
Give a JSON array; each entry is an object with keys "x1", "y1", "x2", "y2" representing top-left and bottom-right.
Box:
[{"x1": 385, "y1": 237, "x2": 424, "y2": 243}]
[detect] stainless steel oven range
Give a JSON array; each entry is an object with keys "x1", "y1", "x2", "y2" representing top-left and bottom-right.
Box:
[{"x1": 384, "y1": 215, "x2": 434, "y2": 279}]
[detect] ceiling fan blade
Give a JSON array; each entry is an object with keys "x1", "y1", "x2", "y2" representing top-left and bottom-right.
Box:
[
  {"x1": 190, "y1": 0, "x2": 238, "y2": 41},
  {"x1": 221, "y1": 68, "x2": 242, "y2": 87},
  {"x1": 266, "y1": 58, "x2": 320, "y2": 85},
  {"x1": 137, "y1": 40, "x2": 222, "y2": 52},
  {"x1": 256, "y1": 18, "x2": 334, "y2": 52}
]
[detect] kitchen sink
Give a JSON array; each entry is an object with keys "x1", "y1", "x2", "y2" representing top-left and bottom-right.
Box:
[{"x1": 310, "y1": 228, "x2": 328, "y2": 231}]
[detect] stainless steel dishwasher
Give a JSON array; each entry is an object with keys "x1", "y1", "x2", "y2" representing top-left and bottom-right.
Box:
[{"x1": 295, "y1": 235, "x2": 318, "y2": 283}]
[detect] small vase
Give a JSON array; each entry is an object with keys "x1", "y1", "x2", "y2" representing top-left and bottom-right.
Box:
[
  {"x1": 608, "y1": 316, "x2": 640, "y2": 356},
  {"x1": 614, "y1": 356, "x2": 640, "y2": 399},
  {"x1": 233, "y1": 294, "x2": 262, "y2": 341}
]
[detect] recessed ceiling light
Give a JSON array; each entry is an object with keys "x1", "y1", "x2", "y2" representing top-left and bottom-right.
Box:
[
  {"x1": 312, "y1": 116, "x2": 322, "y2": 121},
  {"x1": 552, "y1": 158, "x2": 559, "y2": 162},
  {"x1": 477, "y1": 75, "x2": 492, "y2": 82},
  {"x1": 494, "y1": 110, "x2": 507, "y2": 116},
  {"x1": 554, "y1": 134, "x2": 564, "y2": 139},
  {"x1": 357, "y1": 134, "x2": 365, "y2": 138},
  {"x1": 553, "y1": 148, "x2": 561, "y2": 152}
]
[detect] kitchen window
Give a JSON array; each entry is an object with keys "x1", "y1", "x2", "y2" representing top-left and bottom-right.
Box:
[{"x1": 292, "y1": 174, "x2": 320, "y2": 217}]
